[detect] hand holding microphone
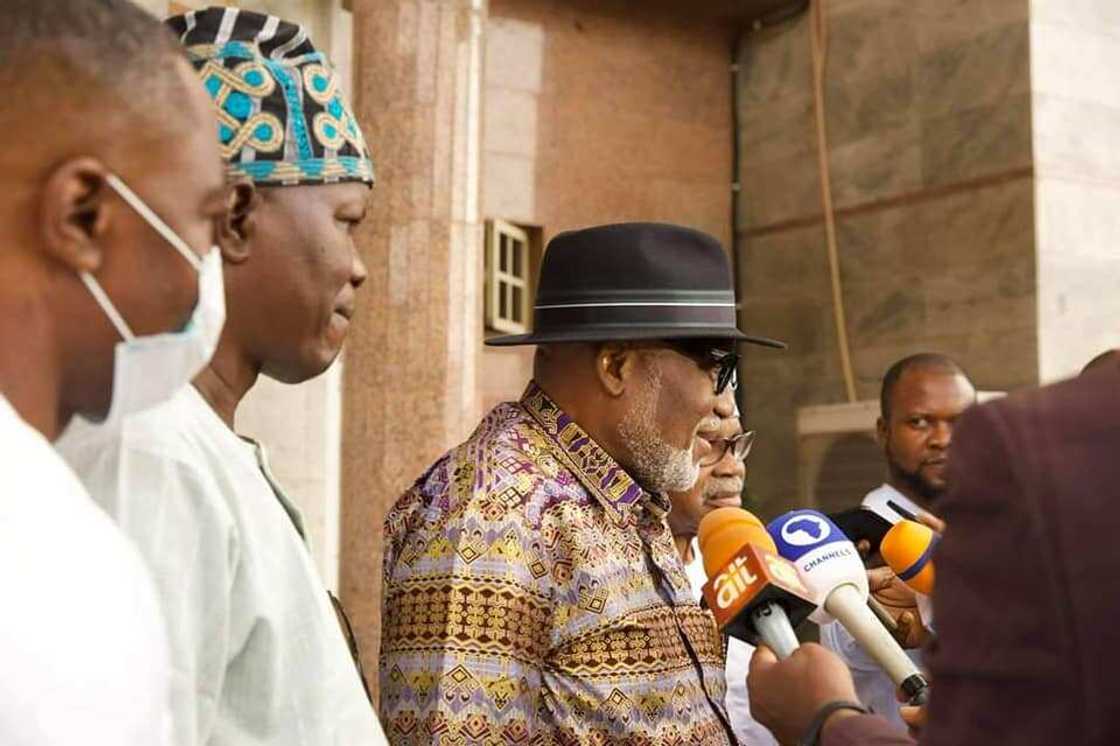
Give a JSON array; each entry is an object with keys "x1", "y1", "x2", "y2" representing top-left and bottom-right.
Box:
[
  {"x1": 696, "y1": 507, "x2": 817, "y2": 659},
  {"x1": 881, "y1": 518, "x2": 939, "y2": 639},
  {"x1": 768, "y1": 509, "x2": 930, "y2": 705}
]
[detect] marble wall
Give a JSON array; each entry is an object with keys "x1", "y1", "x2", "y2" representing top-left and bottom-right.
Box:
[{"x1": 736, "y1": 0, "x2": 1037, "y2": 515}]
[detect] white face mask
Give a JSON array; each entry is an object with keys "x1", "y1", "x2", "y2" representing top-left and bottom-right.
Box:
[{"x1": 79, "y1": 173, "x2": 226, "y2": 427}]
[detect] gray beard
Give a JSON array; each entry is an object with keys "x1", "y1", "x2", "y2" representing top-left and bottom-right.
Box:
[{"x1": 617, "y1": 363, "x2": 700, "y2": 494}]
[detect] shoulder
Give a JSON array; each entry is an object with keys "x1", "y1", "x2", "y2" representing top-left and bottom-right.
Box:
[
  {"x1": 0, "y1": 527, "x2": 170, "y2": 743},
  {"x1": 395, "y1": 401, "x2": 580, "y2": 524},
  {"x1": 0, "y1": 483, "x2": 170, "y2": 687},
  {"x1": 56, "y1": 388, "x2": 240, "y2": 532},
  {"x1": 384, "y1": 401, "x2": 596, "y2": 571},
  {"x1": 959, "y1": 365, "x2": 1119, "y2": 451}
]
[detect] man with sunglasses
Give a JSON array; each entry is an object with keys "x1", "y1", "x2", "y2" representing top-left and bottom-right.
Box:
[
  {"x1": 667, "y1": 391, "x2": 778, "y2": 746},
  {"x1": 381, "y1": 223, "x2": 785, "y2": 744}
]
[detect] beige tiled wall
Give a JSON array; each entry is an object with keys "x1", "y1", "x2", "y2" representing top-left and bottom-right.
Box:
[
  {"x1": 1031, "y1": 0, "x2": 1120, "y2": 381},
  {"x1": 736, "y1": 0, "x2": 1037, "y2": 517}
]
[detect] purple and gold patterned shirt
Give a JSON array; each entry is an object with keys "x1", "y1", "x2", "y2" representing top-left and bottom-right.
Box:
[{"x1": 380, "y1": 383, "x2": 736, "y2": 745}]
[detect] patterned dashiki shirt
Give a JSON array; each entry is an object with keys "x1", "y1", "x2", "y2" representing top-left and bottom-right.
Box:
[{"x1": 381, "y1": 382, "x2": 737, "y2": 745}]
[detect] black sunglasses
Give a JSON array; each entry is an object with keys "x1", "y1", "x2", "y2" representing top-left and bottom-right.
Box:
[{"x1": 666, "y1": 340, "x2": 740, "y2": 395}]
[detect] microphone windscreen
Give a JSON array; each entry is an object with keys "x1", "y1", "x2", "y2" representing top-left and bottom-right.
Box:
[
  {"x1": 698, "y1": 507, "x2": 776, "y2": 579},
  {"x1": 881, "y1": 520, "x2": 937, "y2": 595}
]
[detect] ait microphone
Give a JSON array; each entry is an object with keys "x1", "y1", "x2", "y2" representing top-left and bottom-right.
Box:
[
  {"x1": 697, "y1": 507, "x2": 817, "y2": 659},
  {"x1": 881, "y1": 519, "x2": 938, "y2": 631},
  {"x1": 768, "y1": 509, "x2": 930, "y2": 704}
]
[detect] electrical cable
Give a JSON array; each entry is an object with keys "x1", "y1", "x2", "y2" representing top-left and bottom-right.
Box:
[{"x1": 809, "y1": 0, "x2": 858, "y2": 403}]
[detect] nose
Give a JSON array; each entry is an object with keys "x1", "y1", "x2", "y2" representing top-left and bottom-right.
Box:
[
  {"x1": 929, "y1": 420, "x2": 952, "y2": 449},
  {"x1": 713, "y1": 388, "x2": 736, "y2": 419},
  {"x1": 714, "y1": 452, "x2": 746, "y2": 479},
  {"x1": 351, "y1": 247, "x2": 368, "y2": 289}
]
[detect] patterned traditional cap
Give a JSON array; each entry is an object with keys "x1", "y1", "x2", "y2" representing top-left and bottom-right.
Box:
[{"x1": 165, "y1": 7, "x2": 374, "y2": 187}]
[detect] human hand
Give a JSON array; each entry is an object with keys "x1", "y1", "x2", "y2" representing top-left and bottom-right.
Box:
[
  {"x1": 916, "y1": 509, "x2": 945, "y2": 534},
  {"x1": 747, "y1": 643, "x2": 861, "y2": 745},
  {"x1": 867, "y1": 566, "x2": 929, "y2": 648},
  {"x1": 900, "y1": 702, "x2": 928, "y2": 738}
]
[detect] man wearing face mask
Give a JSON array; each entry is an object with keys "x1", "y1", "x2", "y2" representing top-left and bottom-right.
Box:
[
  {"x1": 57, "y1": 8, "x2": 384, "y2": 746},
  {"x1": 0, "y1": 1, "x2": 230, "y2": 744},
  {"x1": 381, "y1": 223, "x2": 786, "y2": 744}
]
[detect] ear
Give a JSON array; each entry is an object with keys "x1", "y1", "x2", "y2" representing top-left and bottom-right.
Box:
[
  {"x1": 39, "y1": 157, "x2": 112, "y2": 274},
  {"x1": 595, "y1": 342, "x2": 636, "y2": 398},
  {"x1": 217, "y1": 178, "x2": 258, "y2": 264},
  {"x1": 875, "y1": 415, "x2": 888, "y2": 447}
]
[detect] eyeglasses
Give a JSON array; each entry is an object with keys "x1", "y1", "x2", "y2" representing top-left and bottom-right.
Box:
[
  {"x1": 666, "y1": 340, "x2": 741, "y2": 395},
  {"x1": 699, "y1": 430, "x2": 755, "y2": 467}
]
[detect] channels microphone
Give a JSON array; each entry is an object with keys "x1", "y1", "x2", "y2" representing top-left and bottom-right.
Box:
[
  {"x1": 697, "y1": 507, "x2": 817, "y2": 659},
  {"x1": 881, "y1": 519, "x2": 938, "y2": 631},
  {"x1": 768, "y1": 509, "x2": 930, "y2": 704}
]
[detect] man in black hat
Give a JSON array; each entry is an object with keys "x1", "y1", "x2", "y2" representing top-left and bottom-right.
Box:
[{"x1": 381, "y1": 223, "x2": 784, "y2": 744}]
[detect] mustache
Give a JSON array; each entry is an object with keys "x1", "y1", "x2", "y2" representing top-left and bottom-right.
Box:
[{"x1": 702, "y1": 477, "x2": 744, "y2": 499}]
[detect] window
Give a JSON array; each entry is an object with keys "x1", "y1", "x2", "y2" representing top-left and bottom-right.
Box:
[{"x1": 485, "y1": 219, "x2": 532, "y2": 334}]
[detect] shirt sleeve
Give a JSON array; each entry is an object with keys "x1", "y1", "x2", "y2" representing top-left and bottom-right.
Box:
[
  {"x1": 820, "y1": 620, "x2": 874, "y2": 670},
  {"x1": 379, "y1": 486, "x2": 553, "y2": 745},
  {"x1": 67, "y1": 437, "x2": 239, "y2": 746},
  {"x1": 921, "y1": 402, "x2": 1079, "y2": 746},
  {"x1": 723, "y1": 640, "x2": 778, "y2": 746}
]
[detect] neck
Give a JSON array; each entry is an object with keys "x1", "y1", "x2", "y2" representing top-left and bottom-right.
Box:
[
  {"x1": 0, "y1": 295, "x2": 65, "y2": 440},
  {"x1": 192, "y1": 334, "x2": 260, "y2": 429},
  {"x1": 534, "y1": 378, "x2": 636, "y2": 479},
  {"x1": 886, "y1": 477, "x2": 930, "y2": 513},
  {"x1": 673, "y1": 534, "x2": 695, "y2": 564}
]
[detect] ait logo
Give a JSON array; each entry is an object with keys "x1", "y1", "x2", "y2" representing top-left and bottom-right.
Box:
[
  {"x1": 781, "y1": 514, "x2": 831, "y2": 547},
  {"x1": 712, "y1": 555, "x2": 759, "y2": 610}
]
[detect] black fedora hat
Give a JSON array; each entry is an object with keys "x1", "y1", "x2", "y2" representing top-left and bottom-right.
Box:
[{"x1": 486, "y1": 222, "x2": 786, "y2": 348}]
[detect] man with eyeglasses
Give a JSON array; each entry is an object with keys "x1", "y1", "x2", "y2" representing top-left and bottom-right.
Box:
[
  {"x1": 667, "y1": 390, "x2": 777, "y2": 746},
  {"x1": 381, "y1": 223, "x2": 785, "y2": 744}
]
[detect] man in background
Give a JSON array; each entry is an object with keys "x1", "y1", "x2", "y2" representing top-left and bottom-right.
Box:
[
  {"x1": 58, "y1": 7, "x2": 385, "y2": 744},
  {"x1": 821, "y1": 353, "x2": 975, "y2": 729},
  {"x1": 0, "y1": 0, "x2": 230, "y2": 742},
  {"x1": 748, "y1": 357, "x2": 1120, "y2": 745},
  {"x1": 667, "y1": 389, "x2": 777, "y2": 746}
]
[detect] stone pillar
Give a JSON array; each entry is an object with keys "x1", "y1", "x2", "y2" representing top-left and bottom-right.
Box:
[{"x1": 341, "y1": 0, "x2": 486, "y2": 701}]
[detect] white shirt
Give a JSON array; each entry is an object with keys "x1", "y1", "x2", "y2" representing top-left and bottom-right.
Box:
[
  {"x1": 57, "y1": 386, "x2": 386, "y2": 746},
  {"x1": 0, "y1": 394, "x2": 172, "y2": 746},
  {"x1": 819, "y1": 484, "x2": 924, "y2": 730},
  {"x1": 685, "y1": 538, "x2": 778, "y2": 746}
]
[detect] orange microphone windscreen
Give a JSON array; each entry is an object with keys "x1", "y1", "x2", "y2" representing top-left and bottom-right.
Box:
[
  {"x1": 881, "y1": 519, "x2": 937, "y2": 595},
  {"x1": 697, "y1": 507, "x2": 777, "y2": 579}
]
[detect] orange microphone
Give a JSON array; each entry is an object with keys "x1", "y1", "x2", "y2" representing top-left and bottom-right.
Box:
[
  {"x1": 697, "y1": 507, "x2": 817, "y2": 659},
  {"x1": 881, "y1": 519, "x2": 938, "y2": 630}
]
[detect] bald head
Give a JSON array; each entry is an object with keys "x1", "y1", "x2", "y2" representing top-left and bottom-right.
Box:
[
  {"x1": 881, "y1": 353, "x2": 970, "y2": 423},
  {"x1": 0, "y1": 0, "x2": 230, "y2": 438},
  {"x1": 0, "y1": 0, "x2": 193, "y2": 161}
]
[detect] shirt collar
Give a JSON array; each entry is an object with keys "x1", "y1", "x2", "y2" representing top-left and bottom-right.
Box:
[
  {"x1": 861, "y1": 483, "x2": 922, "y2": 525},
  {"x1": 520, "y1": 381, "x2": 650, "y2": 527}
]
